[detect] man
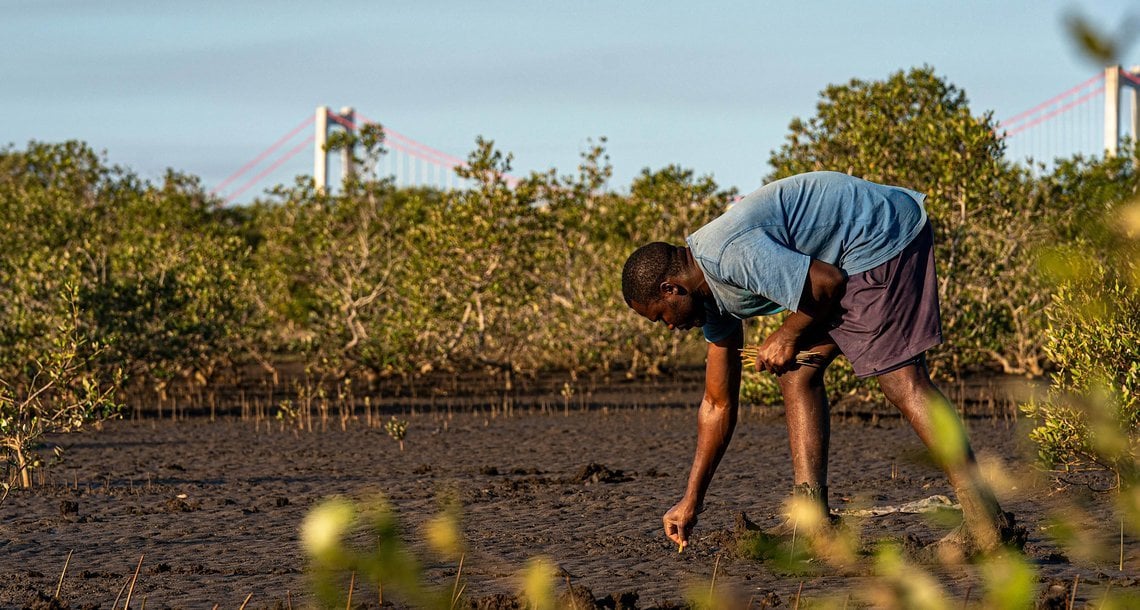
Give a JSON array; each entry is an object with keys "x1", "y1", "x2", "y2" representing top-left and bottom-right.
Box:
[{"x1": 621, "y1": 171, "x2": 1017, "y2": 554}]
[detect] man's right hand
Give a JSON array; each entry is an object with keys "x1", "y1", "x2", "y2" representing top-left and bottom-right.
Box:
[{"x1": 663, "y1": 499, "x2": 700, "y2": 549}]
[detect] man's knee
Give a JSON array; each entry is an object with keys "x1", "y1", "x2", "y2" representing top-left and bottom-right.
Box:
[
  {"x1": 777, "y1": 365, "x2": 827, "y2": 395},
  {"x1": 876, "y1": 360, "x2": 932, "y2": 397}
]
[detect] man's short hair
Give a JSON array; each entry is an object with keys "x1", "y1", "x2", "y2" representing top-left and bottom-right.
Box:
[{"x1": 622, "y1": 242, "x2": 683, "y2": 306}]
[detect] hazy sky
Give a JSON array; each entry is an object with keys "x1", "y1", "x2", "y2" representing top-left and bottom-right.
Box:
[{"x1": 4, "y1": 1, "x2": 1137, "y2": 201}]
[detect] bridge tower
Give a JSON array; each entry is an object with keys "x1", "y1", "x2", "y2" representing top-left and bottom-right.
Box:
[
  {"x1": 1104, "y1": 65, "x2": 1140, "y2": 157},
  {"x1": 314, "y1": 106, "x2": 356, "y2": 192}
]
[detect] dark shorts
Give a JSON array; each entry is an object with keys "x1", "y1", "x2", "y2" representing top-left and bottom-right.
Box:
[{"x1": 827, "y1": 221, "x2": 942, "y2": 377}]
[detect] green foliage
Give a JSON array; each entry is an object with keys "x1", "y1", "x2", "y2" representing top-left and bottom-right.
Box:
[
  {"x1": 82, "y1": 170, "x2": 252, "y2": 389},
  {"x1": 0, "y1": 286, "x2": 122, "y2": 490},
  {"x1": 244, "y1": 132, "x2": 726, "y2": 388},
  {"x1": 413, "y1": 138, "x2": 554, "y2": 378},
  {"x1": 249, "y1": 171, "x2": 424, "y2": 380},
  {"x1": 0, "y1": 141, "x2": 109, "y2": 376},
  {"x1": 9, "y1": 67, "x2": 1140, "y2": 412},
  {"x1": 0, "y1": 142, "x2": 253, "y2": 397},
  {"x1": 1018, "y1": 7, "x2": 1140, "y2": 549},
  {"x1": 1018, "y1": 143, "x2": 1140, "y2": 478},
  {"x1": 0, "y1": 144, "x2": 123, "y2": 489}
]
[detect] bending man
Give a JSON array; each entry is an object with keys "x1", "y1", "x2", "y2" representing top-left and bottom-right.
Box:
[{"x1": 621, "y1": 171, "x2": 1016, "y2": 553}]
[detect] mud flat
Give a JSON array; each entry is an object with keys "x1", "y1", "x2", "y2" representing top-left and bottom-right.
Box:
[{"x1": 1, "y1": 399, "x2": 1135, "y2": 608}]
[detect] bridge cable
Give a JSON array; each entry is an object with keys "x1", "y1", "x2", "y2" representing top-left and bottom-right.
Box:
[
  {"x1": 225, "y1": 134, "x2": 317, "y2": 203},
  {"x1": 212, "y1": 115, "x2": 315, "y2": 197}
]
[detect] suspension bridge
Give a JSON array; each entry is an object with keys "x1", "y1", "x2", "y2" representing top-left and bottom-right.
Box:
[{"x1": 211, "y1": 65, "x2": 1140, "y2": 204}]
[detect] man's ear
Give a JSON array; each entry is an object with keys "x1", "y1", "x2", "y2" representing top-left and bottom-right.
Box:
[{"x1": 660, "y1": 281, "x2": 688, "y2": 297}]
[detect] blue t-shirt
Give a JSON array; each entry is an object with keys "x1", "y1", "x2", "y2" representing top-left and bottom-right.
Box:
[{"x1": 685, "y1": 171, "x2": 928, "y2": 343}]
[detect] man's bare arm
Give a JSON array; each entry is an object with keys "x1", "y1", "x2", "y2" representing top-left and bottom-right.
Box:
[
  {"x1": 753, "y1": 259, "x2": 847, "y2": 374},
  {"x1": 662, "y1": 328, "x2": 744, "y2": 547}
]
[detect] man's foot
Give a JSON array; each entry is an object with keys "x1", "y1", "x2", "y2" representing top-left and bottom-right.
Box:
[
  {"x1": 733, "y1": 485, "x2": 850, "y2": 563},
  {"x1": 763, "y1": 483, "x2": 842, "y2": 537},
  {"x1": 925, "y1": 510, "x2": 1027, "y2": 562},
  {"x1": 738, "y1": 511, "x2": 854, "y2": 568},
  {"x1": 923, "y1": 523, "x2": 973, "y2": 563},
  {"x1": 761, "y1": 511, "x2": 842, "y2": 539},
  {"x1": 954, "y1": 479, "x2": 1029, "y2": 552},
  {"x1": 996, "y1": 510, "x2": 1028, "y2": 549},
  {"x1": 734, "y1": 512, "x2": 808, "y2": 561}
]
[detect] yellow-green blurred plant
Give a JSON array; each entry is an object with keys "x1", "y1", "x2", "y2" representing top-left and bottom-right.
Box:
[
  {"x1": 979, "y1": 550, "x2": 1036, "y2": 609},
  {"x1": 683, "y1": 564, "x2": 746, "y2": 610},
  {"x1": 1022, "y1": 0, "x2": 1140, "y2": 505},
  {"x1": 301, "y1": 495, "x2": 586, "y2": 610},
  {"x1": 424, "y1": 494, "x2": 465, "y2": 560},
  {"x1": 1017, "y1": 12, "x2": 1140, "y2": 596},
  {"x1": 863, "y1": 545, "x2": 1034, "y2": 609},
  {"x1": 1042, "y1": 506, "x2": 1117, "y2": 564},
  {"x1": 1020, "y1": 194, "x2": 1139, "y2": 479},
  {"x1": 1019, "y1": 198, "x2": 1140, "y2": 585},
  {"x1": 735, "y1": 495, "x2": 860, "y2": 576},
  {"x1": 301, "y1": 495, "x2": 449, "y2": 609},
  {"x1": 520, "y1": 557, "x2": 557, "y2": 610},
  {"x1": 864, "y1": 544, "x2": 950, "y2": 610}
]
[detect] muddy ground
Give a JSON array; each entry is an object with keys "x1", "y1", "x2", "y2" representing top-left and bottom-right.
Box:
[{"x1": 1, "y1": 376, "x2": 1137, "y2": 609}]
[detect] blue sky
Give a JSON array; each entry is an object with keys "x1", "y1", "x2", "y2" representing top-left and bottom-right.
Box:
[{"x1": 4, "y1": 1, "x2": 1137, "y2": 202}]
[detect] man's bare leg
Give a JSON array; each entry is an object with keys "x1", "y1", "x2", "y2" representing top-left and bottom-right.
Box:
[
  {"x1": 775, "y1": 340, "x2": 841, "y2": 518},
  {"x1": 876, "y1": 358, "x2": 1012, "y2": 551}
]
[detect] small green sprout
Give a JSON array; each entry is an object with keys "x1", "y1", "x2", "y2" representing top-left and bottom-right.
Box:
[{"x1": 385, "y1": 416, "x2": 408, "y2": 451}]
